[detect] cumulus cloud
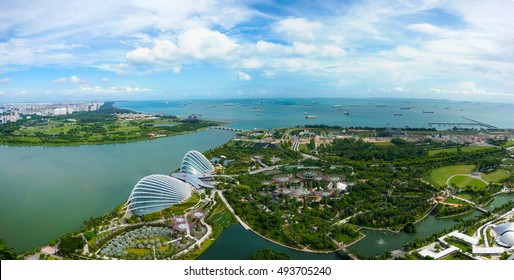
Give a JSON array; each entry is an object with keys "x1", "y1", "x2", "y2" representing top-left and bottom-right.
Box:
[
  {"x1": 101, "y1": 77, "x2": 110, "y2": 83},
  {"x1": 0, "y1": 78, "x2": 11, "y2": 83},
  {"x1": 236, "y1": 71, "x2": 251, "y2": 81},
  {"x1": 179, "y1": 28, "x2": 240, "y2": 59},
  {"x1": 126, "y1": 28, "x2": 239, "y2": 68},
  {"x1": 126, "y1": 47, "x2": 155, "y2": 64},
  {"x1": 53, "y1": 76, "x2": 87, "y2": 84}
]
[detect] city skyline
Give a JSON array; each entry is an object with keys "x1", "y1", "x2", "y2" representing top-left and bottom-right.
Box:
[{"x1": 1, "y1": 0, "x2": 514, "y2": 103}]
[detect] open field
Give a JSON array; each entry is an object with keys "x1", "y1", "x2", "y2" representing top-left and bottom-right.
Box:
[
  {"x1": 428, "y1": 146, "x2": 492, "y2": 156},
  {"x1": 449, "y1": 175, "x2": 487, "y2": 189},
  {"x1": 482, "y1": 169, "x2": 511, "y2": 183},
  {"x1": 444, "y1": 196, "x2": 465, "y2": 204},
  {"x1": 426, "y1": 165, "x2": 476, "y2": 187},
  {"x1": 373, "y1": 141, "x2": 395, "y2": 147}
]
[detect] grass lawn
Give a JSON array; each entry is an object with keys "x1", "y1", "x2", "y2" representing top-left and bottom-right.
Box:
[
  {"x1": 441, "y1": 251, "x2": 474, "y2": 260},
  {"x1": 482, "y1": 169, "x2": 511, "y2": 183},
  {"x1": 162, "y1": 193, "x2": 200, "y2": 216},
  {"x1": 444, "y1": 196, "x2": 466, "y2": 204},
  {"x1": 426, "y1": 165, "x2": 476, "y2": 187},
  {"x1": 428, "y1": 146, "x2": 492, "y2": 156},
  {"x1": 298, "y1": 143, "x2": 310, "y2": 153},
  {"x1": 503, "y1": 141, "x2": 514, "y2": 147},
  {"x1": 374, "y1": 141, "x2": 395, "y2": 147},
  {"x1": 125, "y1": 248, "x2": 151, "y2": 255},
  {"x1": 449, "y1": 175, "x2": 488, "y2": 189},
  {"x1": 445, "y1": 237, "x2": 472, "y2": 252}
]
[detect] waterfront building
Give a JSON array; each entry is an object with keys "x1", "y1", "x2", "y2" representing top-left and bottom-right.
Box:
[
  {"x1": 179, "y1": 150, "x2": 215, "y2": 175},
  {"x1": 492, "y1": 222, "x2": 514, "y2": 248},
  {"x1": 124, "y1": 174, "x2": 192, "y2": 215},
  {"x1": 125, "y1": 150, "x2": 216, "y2": 215}
]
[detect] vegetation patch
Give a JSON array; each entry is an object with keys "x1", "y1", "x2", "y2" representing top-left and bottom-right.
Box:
[
  {"x1": 482, "y1": 169, "x2": 511, "y2": 183},
  {"x1": 441, "y1": 251, "x2": 473, "y2": 260},
  {"x1": 428, "y1": 146, "x2": 492, "y2": 157},
  {"x1": 449, "y1": 176, "x2": 487, "y2": 189},
  {"x1": 426, "y1": 165, "x2": 476, "y2": 187},
  {"x1": 249, "y1": 249, "x2": 291, "y2": 260}
]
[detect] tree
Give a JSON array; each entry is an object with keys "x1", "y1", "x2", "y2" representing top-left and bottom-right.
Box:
[
  {"x1": 308, "y1": 139, "x2": 316, "y2": 150},
  {"x1": 0, "y1": 239, "x2": 18, "y2": 260},
  {"x1": 404, "y1": 223, "x2": 417, "y2": 233},
  {"x1": 58, "y1": 235, "x2": 85, "y2": 256},
  {"x1": 249, "y1": 249, "x2": 290, "y2": 260}
]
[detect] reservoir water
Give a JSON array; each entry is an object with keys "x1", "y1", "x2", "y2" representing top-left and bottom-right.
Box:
[
  {"x1": 0, "y1": 130, "x2": 235, "y2": 253},
  {"x1": 198, "y1": 224, "x2": 345, "y2": 260}
]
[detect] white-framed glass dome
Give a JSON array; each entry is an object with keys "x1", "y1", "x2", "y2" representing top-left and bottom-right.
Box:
[
  {"x1": 125, "y1": 174, "x2": 191, "y2": 215},
  {"x1": 180, "y1": 150, "x2": 214, "y2": 175}
]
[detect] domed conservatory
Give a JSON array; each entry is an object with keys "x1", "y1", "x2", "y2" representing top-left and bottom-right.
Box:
[{"x1": 124, "y1": 150, "x2": 216, "y2": 215}]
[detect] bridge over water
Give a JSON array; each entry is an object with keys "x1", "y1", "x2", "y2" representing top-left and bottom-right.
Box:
[
  {"x1": 429, "y1": 116, "x2": 499, "y2": 130},
  {"x1": 211, "y1": 126, "x2": 246, "y2": 132}
]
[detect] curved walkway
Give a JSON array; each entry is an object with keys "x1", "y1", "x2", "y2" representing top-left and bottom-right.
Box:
[{"x1": 445, "y1": 173, "x2": 489, "y2": 188}]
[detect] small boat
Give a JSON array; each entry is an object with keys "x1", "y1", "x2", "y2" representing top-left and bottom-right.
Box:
[
  {"x1": 305, "y1": 115, "x2": 316, "y2": 119},
  {"x1": 343, "y1": 110, "x2": 349, "y2": 115},
  {"x1": 423, "y1": 110, "x2": 434, "y2": 113},
  {"x1": 394, "y1": 113, "x2": 403, "y2": 116}
]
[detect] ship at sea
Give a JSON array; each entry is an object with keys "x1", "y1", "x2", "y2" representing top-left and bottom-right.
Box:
[
  {"x1": 394, "y1": 113, "x2": 403, "y2": 116},
  {"x1": 423, "y1": 110, "x2": 434, "y2": 113},
  {"x1": 305, "y1": 115, "x2": 316, "y2": 119}
]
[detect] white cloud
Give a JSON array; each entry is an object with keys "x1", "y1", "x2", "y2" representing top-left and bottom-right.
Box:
[
  {"x1": 53, "y1": 77, "x2": 68, "y2": 84},
  {"x1": 69, "y1": 76, "x2": 87, "y2": 84},
  {"x1": 0, "y1": 90, "x2": 4, "y2": 95},
  {"x1": 275, "y1": 18, "x2": 323, "y2": 40},
  {"x1": 101, "y1": 77, "x2": 110, "y2": 83},
  {"x1": 78, "y1": 85, "x2": 152, "y2": 94},
  {"x1": 0, "y1": 77, "x2": 11, "y2": 83},
  {"x1": 126, "y1": 28, "x2": 240, "y2": 69},
  {"x1": 236, "y1": 71, "x2": 251, "y2": 81},
  {"x1": 172, "y1": 66, "x2": 181, "y2": 74},
  {"x1": 459, "y1": 81, "x2": 476, "y2": 90},
  {"x1": 96, "y1": 63, "x2": 134, "y2": 75},
  {"x1": 53, "y1": 76, "x2": 87, "y2": 84},
  {"x1": 178, "y1": 28, "x2": 239, "y2": 60},
  {"x1": 407, "y1": 23, "x2": 446, "y2": 34}
]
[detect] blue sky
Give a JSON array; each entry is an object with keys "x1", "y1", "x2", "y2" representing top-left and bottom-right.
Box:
[{"x1": 0, "y1": 0, "x2": 513, "y2": 102}]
